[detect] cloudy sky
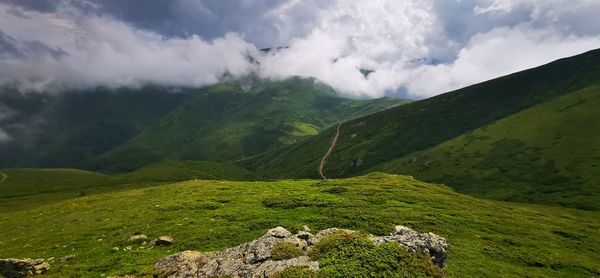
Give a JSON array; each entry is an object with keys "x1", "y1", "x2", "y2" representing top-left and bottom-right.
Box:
[{"x1": 1, "y1": 0, "x2": 600, "y2": 98}]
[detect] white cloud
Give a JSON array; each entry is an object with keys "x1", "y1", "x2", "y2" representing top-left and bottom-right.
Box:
[
  {"x1": 0, "y1": 1, "x2": 599, "y2": 98},
  {"x1": 0, "y1": 3, "x2": 257, "y2": 92},
  {"x1": 404, "y1": 27, "x2": 600, "y2": 97},
  {"x1": 256, "y1": 0, "x2": 600, "y2": 98}
]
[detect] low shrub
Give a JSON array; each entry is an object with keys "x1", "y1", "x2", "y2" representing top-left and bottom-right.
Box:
[
  {"x1": 309, "y1": 230, "x2": 444, "y2": 277},
  {"x1": 272, "y1": 266, "x2": 317, "y2": 278},
  {"x1": 271, "y1": 242, "x2": 303, "y2": 261},
  {"x1": 262, "y1": 196, "x2": 333, "y2": 209},
  {"x1": 322, "y1": 187, "x2": 348, "y2": 194}
]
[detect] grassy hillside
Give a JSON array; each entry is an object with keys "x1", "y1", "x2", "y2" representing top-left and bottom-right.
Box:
[
  {"x1": 0, "y1": 173, "x2": 598, "y2": 277},
  {"x1": 0, "y1": 168, "x2": 113, "y2": 212},
  {"x1": 0, "y1": 78, "x2": 404, "y2": 172},
  {"x1": 94, "y1": 78, "x2": 405, "y2": 172},
  {"x1": 243, "y1": 49, "x2": 600, "y2": 179},
  {"x1": 241, "y1": 49, "x2": 600, "y2": 209},
  {"x1": 116, "y1": 160, "x2": 260, "y2": 182},
  {"x1": 0, "y1": 87, "x2": 191, "y2": 168},
  {"x1": 372, "y1": 84, "x2": 600, "y2": 210},
  {"x1": 0, "y1": 162, "x2": 258, "y2": 212}
]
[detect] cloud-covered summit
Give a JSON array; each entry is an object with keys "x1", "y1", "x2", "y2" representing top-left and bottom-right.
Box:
[{"x1": 1, "y1": 0, "x2": 600, "y2": 98}]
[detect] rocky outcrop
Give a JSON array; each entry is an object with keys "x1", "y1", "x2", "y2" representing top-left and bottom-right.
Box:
[
  {"x1": 0, "y1": 258, "x2": 50, "y2": 277},
  {"x1": 155, "y1": 227, "x2": 318, "y2": 278},
  {"x1": 371, "y1": 225, "x2": 451, "y2": 267},
  {"x1": 155, "y1": 225, "x2": 450, "y2": 278}
]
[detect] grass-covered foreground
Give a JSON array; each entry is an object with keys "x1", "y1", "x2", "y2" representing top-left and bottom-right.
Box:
[{"x1": 0, "y1": 173, "x2": 599, "y2": 277}]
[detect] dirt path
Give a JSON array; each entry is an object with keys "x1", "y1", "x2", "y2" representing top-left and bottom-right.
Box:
[
  {"x1": 0, "y1": 171, "x2": 7, "y2": 185},
  {"x1": 319, "y1": 123, "x2": 342, "y2": 180}
]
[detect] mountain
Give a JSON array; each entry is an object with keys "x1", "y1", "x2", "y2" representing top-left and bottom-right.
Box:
[
  {"x1": 0, "y1": 78, "x2": 407, "y2": 172},
  {"x1": 1, "y1": 50, "x2": 599, "y2": 278},
  {"x1": 92, "y1": 78, "x2": 406, "y2": 172},
  {"x1": 241, "y1": 49, "x2": 600, "y2": 210},
  {"x1": 0, "y1": 87, "x2": 191, "y2": 168},
  {"x1": 374, "y1": 84, "x2": 600, "y2": 210}
]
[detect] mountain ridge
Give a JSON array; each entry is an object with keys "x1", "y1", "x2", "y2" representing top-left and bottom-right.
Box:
[
  {"x1": 0, "y1": 78, "x2": 407, "y2": 172},
  {"x1": 240, "y1": 49, "x2": 600, "y2": 210}
]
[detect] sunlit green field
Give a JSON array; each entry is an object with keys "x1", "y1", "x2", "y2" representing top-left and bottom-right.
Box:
[{"x1": 1, "y1": 171, "x2": 598, "y2": 277}]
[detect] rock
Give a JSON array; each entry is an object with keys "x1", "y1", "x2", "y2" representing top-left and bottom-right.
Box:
[
  {"x1": 154, "y1": 251, "x2": 218, "y2": 278},
  {"x1": 128, "y1": 235, "x2": 148, "y2": 242},
  {"x1": 60, "y1": 255, "x2": 76, "y2": 263},
  {"x1": 0, "y1": 258, "x2": 50, "y2": 277},
  {"x1": 152, "y1": 236, "x2": 174, "y2": 246},
  {"x1": 267, "y1": 227, "x2": 291, "y2": 238},
  {"x1": 296, "y1": 231, "x2": 313, "y2": 241},
  {"x1": 302, "y1": 225, "x2": 311, "y2": 232},
  {"x1": 371, "y1": 225, "x2": 451, "y2": 267},
  {"x1": 155, "y1": 227, "x2": 317, "y2": 278},
  {"x1": 251, "y1": 256, "x2": 318, "y2": 277},
  {"x1": 155, "y1": 225, "x2": 450, "y2": 277}
]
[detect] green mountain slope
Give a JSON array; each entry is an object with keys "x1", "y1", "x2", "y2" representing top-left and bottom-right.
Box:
[
  {"x1": 0, "y1": 78, "x2": 405, "y2": 172},
  {"x1": 0, "y1": 168, "x2": 113, "y2": 211},
  {"x1": 373, "y1": 84, "x2": 600, "y2": 210},
  {"x1": 116, "y1": 160, "x2": 260, "y2": 182},
  {"x1": 241, "y1": 49, "x2": 600, "y2": 209},
  {"x1": 0, "y1": 162, "x2": 258, "y2": 212},
  {"x1": 0, "y1": 173, "x2": 598, "y2": 277},
  {"x1": 94, "y1": 78, "x2": 405, "y2": 172},
  {"x1": 0, "y1": 87, "x2": 192, "y2": 168}
]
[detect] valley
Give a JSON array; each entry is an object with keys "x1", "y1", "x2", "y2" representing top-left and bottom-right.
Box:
[
  {"x1": 1, "y1": 49, "x2": 599, "y2": 277},
  {"x1": 242, "y1": 49, "x2": 600, "y2": 211}
]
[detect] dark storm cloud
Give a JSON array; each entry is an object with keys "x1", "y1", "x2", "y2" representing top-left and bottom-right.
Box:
[
  {"x1": 0, "y1": 31, "x2": 24, "y2": 58},
  {"x1": 0, "y1": 0, "x2": 331, "y2": 47},
  {"x1": 99, "y1": 0, "x2": 334, "y2": 47},
  {"x1": 0, "y1": 0, "x2": 59, "y2": 12}
]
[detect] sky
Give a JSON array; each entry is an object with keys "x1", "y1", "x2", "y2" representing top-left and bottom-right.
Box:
[{"x1": 1, "y1": 0, "x2": 600, "y2": 99}]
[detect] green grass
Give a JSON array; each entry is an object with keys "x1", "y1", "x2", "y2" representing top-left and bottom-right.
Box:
[
  {"x1": 116, "y1": 161, "x2": 260, "y2": 182},
  {"x1": 0, "y1": 162, "x2": 258, "y2": 212},
  {"x1": 373, "y1": 85, "x2": 600, "y2": 210},
  {"x1": 308, "y1": 231, "x2": 443, "y2": 277},
  {"x1": 0, "y1": 169, "x2": 115, "y2": 212},
  {"x1": 272, "y1": 266, "x2": 317, "y2": 278},
  {"x1": 0, "y1": 173, "x2": 598, "y2": 277},
  {"x1": 288, "y1": 122, "x2": 320, "y2": 137},
  {"x1": 271, "y1": 242, "x2": 303, "y2": 261}
]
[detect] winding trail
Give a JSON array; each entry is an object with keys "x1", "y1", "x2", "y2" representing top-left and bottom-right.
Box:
[
  {"x1": 0, "y1": 171, "x2": 7, "y2": 185},
  {"x1": 319, "y1": 123, "x2": 342, "y2": 180}
]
